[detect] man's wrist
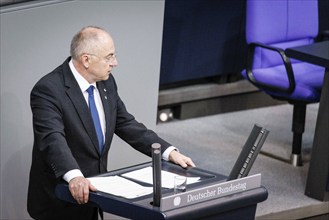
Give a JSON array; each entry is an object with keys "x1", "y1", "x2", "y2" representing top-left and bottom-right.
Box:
[
  {"x1": 63, "y1": 169, "x2": 84, "y2": 183},
  {"x1": 162, "y1": 146, "x2": 178, "y2": 161}
]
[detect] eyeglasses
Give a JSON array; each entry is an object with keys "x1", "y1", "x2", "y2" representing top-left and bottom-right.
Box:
[{"x1": 86, "y1": 53, "x2": 117, "y2": 63}]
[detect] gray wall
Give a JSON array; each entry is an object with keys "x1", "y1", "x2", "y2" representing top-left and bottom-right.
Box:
[{"x1": 0, "y1": 0, "x2": 164, "y2": 219}]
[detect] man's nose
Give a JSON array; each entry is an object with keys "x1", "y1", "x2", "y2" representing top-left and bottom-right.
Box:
[{"x1": 110, "y1": 57, "x2": 118, "y2": 67}]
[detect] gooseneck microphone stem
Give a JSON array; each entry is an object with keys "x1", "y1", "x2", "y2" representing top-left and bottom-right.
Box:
[{"x1": 152, "y1": 143, "x2": 162, "y2": 207}]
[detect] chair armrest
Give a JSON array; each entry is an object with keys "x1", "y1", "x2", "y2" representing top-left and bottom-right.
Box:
[{"x1": 246, "y1": 42, "x2": 295, "y2": 94}]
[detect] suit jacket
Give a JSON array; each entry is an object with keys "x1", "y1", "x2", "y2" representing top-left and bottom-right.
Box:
[{"x1": 27, "y1": 57, "x2": 171, "y2": 220}]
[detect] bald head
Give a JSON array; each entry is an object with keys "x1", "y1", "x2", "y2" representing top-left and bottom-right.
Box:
[
  {"x1": 70, "y1": 26, "x2": 113, "y2": 60},
  {"x1": 69, "y1": 26, "x2": 117, "y2": 83}
]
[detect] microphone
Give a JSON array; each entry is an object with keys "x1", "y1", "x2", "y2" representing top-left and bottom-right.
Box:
[{"x1": 152, "y1": 143, "x2": 162, "y2": 207}]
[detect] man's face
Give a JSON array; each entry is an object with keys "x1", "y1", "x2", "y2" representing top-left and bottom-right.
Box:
[{"x1": 87, "y1": 37, "x2": 118, "y2": 82}]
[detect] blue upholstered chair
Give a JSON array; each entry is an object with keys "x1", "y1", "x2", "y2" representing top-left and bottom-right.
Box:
[{"x1": 241, "y1": 0, "x2": 325, "y2": 166}]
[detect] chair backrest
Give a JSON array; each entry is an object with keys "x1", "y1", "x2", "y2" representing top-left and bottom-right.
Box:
[{"x1": 246, "y1": 0, "x2": 319, "y2": 68}]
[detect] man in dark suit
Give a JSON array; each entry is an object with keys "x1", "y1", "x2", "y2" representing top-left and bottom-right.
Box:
[{"x1": 27, "y1": 26, "x2": 195, "y2": 220}]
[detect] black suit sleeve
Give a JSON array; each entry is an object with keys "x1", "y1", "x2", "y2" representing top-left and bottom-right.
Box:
[
  {"x1": 31, "y1": 76, "x2": 80, "y2": 178},
  {"x1": 109, "y1": 76, "x2": 172, "y2": 157}
]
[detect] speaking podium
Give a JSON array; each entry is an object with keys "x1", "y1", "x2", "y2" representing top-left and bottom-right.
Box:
[{"x1": 55, "y1": 161, "x2": 267, "y2": 220}]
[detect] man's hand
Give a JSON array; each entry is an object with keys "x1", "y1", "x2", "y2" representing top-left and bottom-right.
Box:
[
  {"x1": 169, "y1": 150, "x2": 196, "y2": 168},
  {"x1": 68, "y1": 176, "x2": 97, "y2": 204}
]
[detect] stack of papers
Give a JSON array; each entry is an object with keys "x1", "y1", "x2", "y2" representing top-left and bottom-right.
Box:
[
  {"x1": 87, "y1": 175, "x2": 153, "y2": 199},
  {"x1": 87, "y1": 167, "x2": 200, "y2": 199},
  {"x1": 122, "y1": 166, "x2": 200, "y2": 188}
]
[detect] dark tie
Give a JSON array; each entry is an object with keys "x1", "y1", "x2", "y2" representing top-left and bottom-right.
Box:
[{"x1": 86, "y1": 86, "x2": 104, "y2": 153}]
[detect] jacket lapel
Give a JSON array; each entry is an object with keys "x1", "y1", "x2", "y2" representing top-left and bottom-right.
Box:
[
  {"x1": 62, "y1": 59, "x2": 100, "y2": 155},
  {"x1": 97, "y1": 81, "x2": 116, "y2": 154}
]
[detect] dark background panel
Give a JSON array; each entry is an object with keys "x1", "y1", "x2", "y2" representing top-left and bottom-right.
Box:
[{"x1": 160, "y1": 0, "x2": 246, "y2": 87}]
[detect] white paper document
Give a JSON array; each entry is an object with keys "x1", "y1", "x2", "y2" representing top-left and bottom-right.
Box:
[
  {"x1": 122, "y1": 166, "x2": 200, "y2": 188},
  {"x1": 87, "y1": 175, "x2": 153, "y2": 199}
]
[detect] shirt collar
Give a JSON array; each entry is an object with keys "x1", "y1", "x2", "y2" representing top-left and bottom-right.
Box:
[{"x1": 69, "y1": 59, "x2": 96, "y2": 92}]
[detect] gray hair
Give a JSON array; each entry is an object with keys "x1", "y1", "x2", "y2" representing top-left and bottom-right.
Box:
[{"x1": 70, "y1": 26, "x2": 106, "y2": 59}]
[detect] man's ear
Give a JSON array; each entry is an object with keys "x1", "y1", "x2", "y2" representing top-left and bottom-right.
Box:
[{"x1": 81, "y1": 54, "x2": 90, "y2": 69}]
